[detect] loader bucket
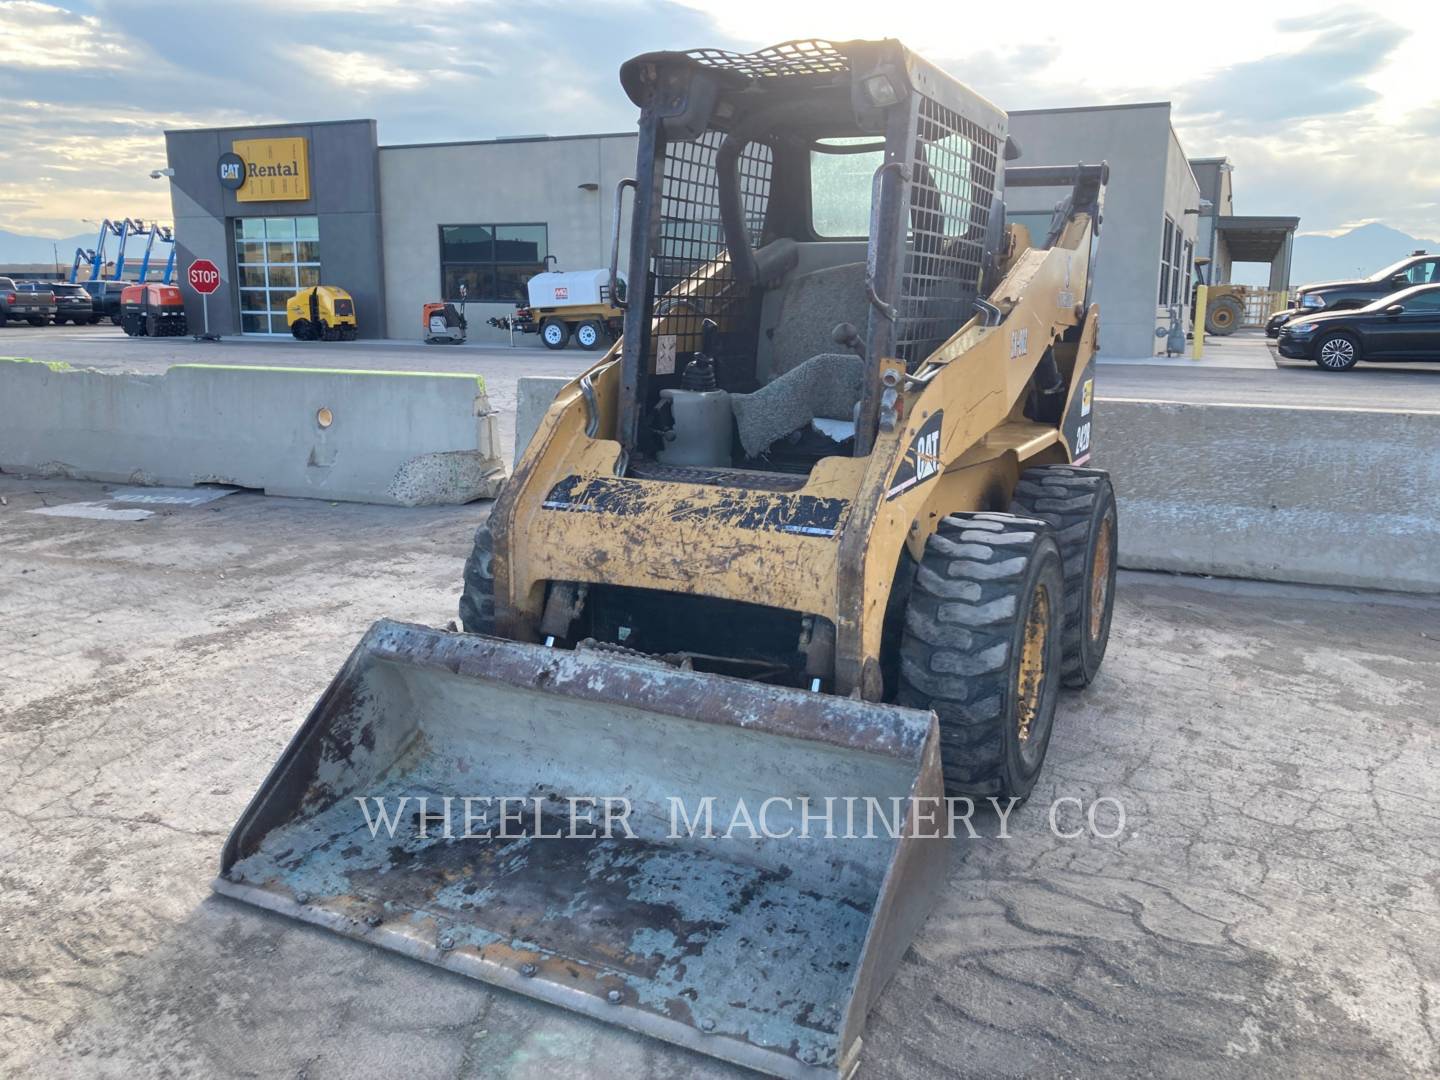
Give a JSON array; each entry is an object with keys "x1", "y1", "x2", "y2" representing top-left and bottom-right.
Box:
[{"x1": 216, "y1": 620, "x2": 946, "y2": 1079}]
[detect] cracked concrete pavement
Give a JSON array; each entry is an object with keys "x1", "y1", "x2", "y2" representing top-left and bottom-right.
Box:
[{"x1": 1, "y1": 474, "x2": 1437, "y2": 1079}]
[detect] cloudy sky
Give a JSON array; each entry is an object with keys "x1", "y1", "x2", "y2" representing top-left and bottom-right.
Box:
[{"x1": 1, "y1": 0, "x2": 1437, "y2": 241}]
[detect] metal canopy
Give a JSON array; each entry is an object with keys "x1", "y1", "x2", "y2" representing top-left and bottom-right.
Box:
[{"x1": 1216, "y1": 215, "x2": 1300, "y2": 263}]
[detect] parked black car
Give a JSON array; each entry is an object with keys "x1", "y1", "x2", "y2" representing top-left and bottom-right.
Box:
[
  {"x1": 1276, "y1": 283, "x2": 1440, "y2": 370},
  {"x1": 1265, "y1": 307, "x2": 1298, "y2": 337},
  {"x1": 1277, "y1": 252, "x2": 1440, "y2": 335},
  {"x1": 19, "y1": 280, "x2": 93, "y2": 324},
  {"x1": 0, "y1": 276, "x2": 57, "y2": 325},
  {"x1": 80, "y1": 279, "x2": 130, "y2": 325}
]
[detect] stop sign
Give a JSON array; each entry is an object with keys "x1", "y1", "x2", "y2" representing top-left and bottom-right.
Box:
[{"x1": 187, "y1": 259, "x2": 221, "y2": 295}]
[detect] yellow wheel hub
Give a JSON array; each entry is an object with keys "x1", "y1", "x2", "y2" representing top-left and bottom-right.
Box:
[
  {"x1": 1016, "y1": 584, "x2": 1051, "y2": 744},
  {"x1": 1090, "y1": 516, "x2": 1114, "y2": 642}
]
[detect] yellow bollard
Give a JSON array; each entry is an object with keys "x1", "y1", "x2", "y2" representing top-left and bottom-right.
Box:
[{"x1": 1192, "y1": 284, "x2": 1208, "y2": 361}]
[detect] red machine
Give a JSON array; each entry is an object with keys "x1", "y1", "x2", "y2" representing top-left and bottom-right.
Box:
[{"x1": 120, "y1": 283, "x2": 187, "y2": 337}]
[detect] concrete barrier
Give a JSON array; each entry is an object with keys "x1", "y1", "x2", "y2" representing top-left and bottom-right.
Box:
[
  {"x1": 500, "y1": 378, "x2": 1440, "y2": 594},
  {"x1": 0, "y1": 358, "x2": 505, "y2": 506},
  {"x1": 1097, "y1": 399, "x2": 1440, "y2": 594},
  {"x1": 515, "y1": 374, "x2": 573, "y2": 467}
]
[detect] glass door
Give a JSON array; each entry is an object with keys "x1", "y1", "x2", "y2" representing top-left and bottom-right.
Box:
[{"x1": 235, "y1": 217, "x2": 321, "y2": 334}]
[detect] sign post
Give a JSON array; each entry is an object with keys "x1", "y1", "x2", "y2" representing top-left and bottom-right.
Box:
[{"x1": 187, "y1": 258, "x2": 221, "y2": 341}]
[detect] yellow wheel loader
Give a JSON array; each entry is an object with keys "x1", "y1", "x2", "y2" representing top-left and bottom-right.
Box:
[{"x1": 217, "y1": 39, "x2": 1117, "y2": 1080}]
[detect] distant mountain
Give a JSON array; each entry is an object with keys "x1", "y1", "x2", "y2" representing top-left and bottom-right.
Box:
[
  {"x1": 1291, "y1": 223, "x2": 1439, "y2": 286},
  {"x1": 1232, "y1": 222, "x2": 1439, "y2": 288},
  {"x1": 0, "y1": 227, "x2": 98, "y2": 266}
]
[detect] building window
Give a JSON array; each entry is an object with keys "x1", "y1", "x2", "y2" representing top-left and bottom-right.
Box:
[
  {"x1": 1159, "y1": 214, "x2": 1176, "y2": 307},
  {"x1": 1171, "y1": 221, "x2": 1184, "y2": 309},
  {"x1": 439, "y1": 224, "x2": 548, "y2": 303},
  {"x1": 1182, "y1": 238, "x2": 1194, "y2": 307},
  {"x1": 235, "y1": 216, "x2": 320, "y2": 335}
]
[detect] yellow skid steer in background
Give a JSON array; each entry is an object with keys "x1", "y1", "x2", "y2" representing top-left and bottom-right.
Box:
[{"x1": 218, "y1": 39, "x2": 1117, "y2": 1080}]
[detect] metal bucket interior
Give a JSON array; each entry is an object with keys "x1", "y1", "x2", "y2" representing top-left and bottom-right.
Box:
[{"x1": 216, "y1": 621, "x2": 943, "y2": 1078}]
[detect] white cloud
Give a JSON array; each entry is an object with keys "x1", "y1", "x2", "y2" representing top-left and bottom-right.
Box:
[
  {"x1": 303, "y1": 48, "x2": 427, "y2": 92},
  {"x1": 1, "y1": 0, "x2": 1438, "y2": 241},
  {"x1": 0, "y1": 1, "x2": 129, "y2": 69}
]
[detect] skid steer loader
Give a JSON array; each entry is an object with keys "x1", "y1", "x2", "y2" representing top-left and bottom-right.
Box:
[{"x1": 216, "y1": 39, "x2": 1117, "y2": 1080}]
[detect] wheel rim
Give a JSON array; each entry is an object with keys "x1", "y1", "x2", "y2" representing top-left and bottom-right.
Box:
[
  {"x1": 1015, "y1": 583, "x2": 1052, "y2": 751},
  {"x1": 544, "y1": 324, "x2": 563, "y2": 344},
  {"x1": 1319, "y1": 338, "x2": 1354, "y2": 368},
  {"x1": 1213, "y1": 307, "x2": 1233, "y2": 328},
  {"x1": 578, "y1": 325, "x2": 597, "y2": 346},
  {"x1": 1090, "y1": 514, "x2": 1114, "y2": 642}
]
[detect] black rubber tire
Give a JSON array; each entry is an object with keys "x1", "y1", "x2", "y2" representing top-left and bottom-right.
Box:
[
  {"x1": 1205, "y1": 295, "x2": 1243, "y2": 336},
  {"x1": 575, "y1": 320, "x2": 604, "y2": 350},
  {"x1": 110, "y1": 313, "x2": 123, "y2": 327},
  {"x1": 1010, "y1": 466, "x2": 1117, "y2": 688},
  {"x1": 27, "y1": 317, "x2": 45, "y2": 327},
  {"x1": 459, "y1": 521, "x2": 496, "y2": 635},
  {"x1": 540, "y1": 318, "x2": 570, "y2": 350},
  {"x1": 897, "y1": 513, "x2": 1066, "y2": 799},
  {"x1": 1314, "y1": 330, "x2": 1360, "y2": 371}
]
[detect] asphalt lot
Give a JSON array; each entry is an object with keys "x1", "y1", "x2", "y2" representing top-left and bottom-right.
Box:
[
  {"x1": 2, "y1": 474, "x2": 1437, "y2": 1079},
  {"x1": 5, "y1": 323, "x2": 1440, "y2": 414}
]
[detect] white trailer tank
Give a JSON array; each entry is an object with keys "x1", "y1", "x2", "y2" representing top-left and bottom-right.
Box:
[{"x1": 525, "y1": 268, "x2": 624, "y2": 310}]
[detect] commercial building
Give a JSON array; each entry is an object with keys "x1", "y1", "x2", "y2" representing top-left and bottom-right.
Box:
[
  {"x1": 162, "y1": 119, "x2": 635, "y2": 344},
  {"x1": 162, "y1": 105, "x2": 1293, "y2": 358},
  {"x1": 1189, "y1": 156, "x2": 1298, "y2": 292},
  {"x1": 164, "y1": 120, "x2": 388, "y2": 338},
  {"x1": 1006, "y1": 103, "x2": 1201, "y2": 358}
]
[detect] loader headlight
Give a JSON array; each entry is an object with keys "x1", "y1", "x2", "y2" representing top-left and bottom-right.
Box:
[{"x1": 862, "y1": 73, "x2": 901, "y2": 107}]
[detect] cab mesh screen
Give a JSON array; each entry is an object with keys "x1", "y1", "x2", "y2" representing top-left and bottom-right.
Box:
[
  {"x1": 682, "y1": 40, "x2": 849, "y2": 79},
  {"x1": 898, "y1": 97, "x2": 1002, "y2": 368},
  {"x1": 652, "y1": 131, "x2": 773, "y2": 366}
]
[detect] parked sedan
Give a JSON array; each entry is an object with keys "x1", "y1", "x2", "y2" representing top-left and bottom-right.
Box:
[
  {"x1": 20, "y1": 281, "x2": 92, "y2": 324},
  {"x1": 1265, "y1": 307, "x2": 1299, "y2": 337},
  {"x1": 0, "y1": 277, "x2": 57, "y2": 325},
  {"x1": 1276, "y1": 283, "x2": 1440, "y2": 370}
]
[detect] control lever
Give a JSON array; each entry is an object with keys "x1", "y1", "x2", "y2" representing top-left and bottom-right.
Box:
[
  {"x1": 832, "y1": 322, "x2": 866, "y2": 361},
  {"x1": 681, "y1": 319, "x2": 720, "y2": 391}
]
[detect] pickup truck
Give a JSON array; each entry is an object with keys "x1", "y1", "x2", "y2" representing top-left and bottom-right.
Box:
[
  {"x1": 0, "y1": 277, "x2": 57, "y2": 326},
  {"x1": 80, "y1": 279, "x2": 129, "y2": 325},
  {"x1": 19, "y1": 280, "x2": 92, "y2": 324}
]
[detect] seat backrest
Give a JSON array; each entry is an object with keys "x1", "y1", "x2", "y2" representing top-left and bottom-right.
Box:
[{"x1": 765, "y1": 261, "x2": 868, "y2": 381}]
